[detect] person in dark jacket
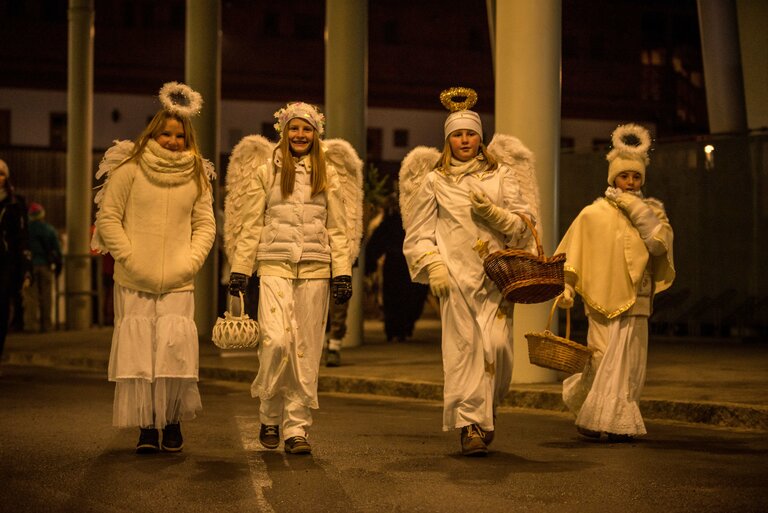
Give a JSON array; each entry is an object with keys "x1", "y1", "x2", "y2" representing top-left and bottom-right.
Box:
[
  {"x1": 24, "y1": 202, "x2": 62, "y2": 332},
  {"x1": 0, "y1": 159, "x2": 32, "y2": 370},
  {"x1": 365, "y1": 194, "x2": 428, "y2": 342}
]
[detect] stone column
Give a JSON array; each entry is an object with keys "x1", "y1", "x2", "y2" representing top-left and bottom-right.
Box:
[
  {"x1": 325, "y1": 0, "x2": 368, "y2": 347},
  {"x1": 65, "y1": 0, "x2": 94, "y2": 329},
  {"x1": 186, "y1": 0, "x2": 221, "y2": 339},
  {"x1": 697, "y1": 0, "x2": 748, "y2": 134},
  {"x1": 494, "y1": 0, "x2": 561, "y2": 383}
]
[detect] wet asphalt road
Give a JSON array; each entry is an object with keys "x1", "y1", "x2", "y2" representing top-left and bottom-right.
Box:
[{"x1": 1, "y1": 365, "x2": 766, "y2": 513}]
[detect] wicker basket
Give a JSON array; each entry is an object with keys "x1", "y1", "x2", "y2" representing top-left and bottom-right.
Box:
[
  {"x1": 483, "y1": 214, "x2": 566, "y2": 304},
  {"x1": 211, "y1": 292, "x2": 260, "y2": 350},
  {"x1": 525, "y1": 301, "x2": 592, "y2": 374}
]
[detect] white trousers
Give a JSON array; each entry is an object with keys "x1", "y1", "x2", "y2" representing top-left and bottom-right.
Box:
[
  {"x1": 562, "y1": 313, "x2": 648, "y2": 436},
  {"x1": 109, "y1": 284, "x2": 201, "y2": 428},
  {"x1": 252, "y1": 276, "x2": 329, "y2": 439},
  {"x1": 440, "y1": 294, "x2": 514, "y2": 432}
]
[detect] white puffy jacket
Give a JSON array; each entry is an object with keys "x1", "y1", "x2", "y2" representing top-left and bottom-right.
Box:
[{"x1": 230, "y1": 155, "x2": 351, "y2": 278}]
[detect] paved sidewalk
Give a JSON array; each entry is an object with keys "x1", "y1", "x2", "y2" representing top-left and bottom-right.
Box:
[{"x1": 3, "y1": 319, "x2": 767, "y2": 431}]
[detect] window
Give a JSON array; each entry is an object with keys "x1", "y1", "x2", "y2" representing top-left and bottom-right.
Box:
[
  {"x1": 393, "y1": 129, "x2": 409, "y2": 148},
  {"x1": 50, "y1": 112, "x2": 67, "y2": 149}
]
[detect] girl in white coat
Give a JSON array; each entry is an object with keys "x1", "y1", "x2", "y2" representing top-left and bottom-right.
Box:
[
  {"x1": 228, "y1": 102, "x2": 352, "y2": 455},
  {"x1": 93, "y1": 82, "x2": 216, "y2": 454},
  {"x1": 402, "y1": 89, "x2": 535, "y2": 456}
]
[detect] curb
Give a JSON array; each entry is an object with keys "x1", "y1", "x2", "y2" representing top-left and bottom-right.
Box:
[{"x1": 5, "y1": 352, "x2": 767, "y2": 432}]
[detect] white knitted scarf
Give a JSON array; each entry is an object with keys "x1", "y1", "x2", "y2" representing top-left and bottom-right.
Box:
[{"x1": 139, "y1": 139, "x2": 196, "y2": 186}]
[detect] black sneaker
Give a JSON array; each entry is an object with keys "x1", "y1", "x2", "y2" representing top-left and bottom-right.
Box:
[
  {"x1": 284, "y1": 436, "x2": 312, "y2": 454},
  {"x1": 460, "y1": 424, "x2": 488, "y2": 456},
  {"x1": 136, "y1": 428, "x2": 160, "y2": 454},
  {"x1": 325, "y1": 349, "x2": 341, "y2": 367},
  {"x1": 259, "y1": 424, "x2": 280, "y2": 450},
  {"x1": 577, "y1": 426, "x2": 601, "y2": 439},
  {"x1": 606, "y1": 432, "x2": 634, "y2": 443},
  {"x1": 161, "y1": 423, "x2": 184, "y2": 452}
]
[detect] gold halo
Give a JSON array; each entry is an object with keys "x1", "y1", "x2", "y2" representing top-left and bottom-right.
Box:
[{"x1": 440, "y1": 87, "x2": 478, "y2": 112}]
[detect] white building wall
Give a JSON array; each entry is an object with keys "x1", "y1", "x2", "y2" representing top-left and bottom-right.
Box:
[{"x1": 1, "y1": 88, "x2": 628, "y2": 158}]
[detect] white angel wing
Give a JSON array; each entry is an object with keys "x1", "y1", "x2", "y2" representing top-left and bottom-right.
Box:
[
  {"x1": 223, "y1": 135, "x2": 275, "y2": 263},
  {"x1": 324, "y1": 138, "x2": 364, "y2": 262},
  {"x1": 486, "y1": 134, "x2": 542, "y2": 253},
  {"x1": 90, "y1": 139, "x2": 135, "y2": 253},
  {"x1": 398, "y1": 146, "x2": 440, "y2": 232}
]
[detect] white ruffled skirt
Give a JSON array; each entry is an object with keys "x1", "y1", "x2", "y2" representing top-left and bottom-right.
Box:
[
  {"x1": 562, "y1": 313, "x2": 648, "y2": 436},
  {"x1": 109, "y1": 284, "x2": 202, "y2": 428}
]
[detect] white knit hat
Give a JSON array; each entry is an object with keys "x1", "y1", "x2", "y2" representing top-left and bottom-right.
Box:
[
  {"x1": 606, "y1": 123, "x2": 651, "y2": 186},
  {"x1": 274, "y1": 101, "x2": 325, "y2": 136},
  {"x1": 444, "y1": 110, "x2": 483, "y2": 140}
]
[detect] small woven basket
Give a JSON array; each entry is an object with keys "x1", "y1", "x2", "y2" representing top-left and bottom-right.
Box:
[
  {"x1": 212, "y1": 292, "x2": 260, "y2": 350},
  {"x1": 483, "y1": 214, "x2": 565, "y2": 304},
  {"x1": 525, "y1": 301, "x2": 593, "y2": 374}
]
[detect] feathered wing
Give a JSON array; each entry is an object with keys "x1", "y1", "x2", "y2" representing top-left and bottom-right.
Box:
[
  {"x1": 324, "y1": 138, "x2": 364, "y2": 262},
  {"x1": 223, "y1": 135, "x2": 275, "y2": 263},
  {"x1": 91, "y1": 139, "x2": 135, "y2": 253},
  {"x1": 398, "y1": 146, "x2": 440, "y2": 232},
  {"x1": 486, "y1": 134, "x2": 542, "y2": 253}
]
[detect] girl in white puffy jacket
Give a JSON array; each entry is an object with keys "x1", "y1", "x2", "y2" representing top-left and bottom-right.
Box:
[
  {"x1": 94, "y1": 83, "x2": 216, "y2": 454},
  {"x1": 228, "y1": 102, "x2": 352, "y2": 455}
]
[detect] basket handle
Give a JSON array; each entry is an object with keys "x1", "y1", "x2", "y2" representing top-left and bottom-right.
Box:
[
  {"x1": 227, "y1": 291, "x2": 247, "y2": 319},
  {"x1": 546, "y1": 296, "x2": 571, "y2": 340},
  {"x1": 514, "y1": 213, "x2": 543, "y2": 258}
]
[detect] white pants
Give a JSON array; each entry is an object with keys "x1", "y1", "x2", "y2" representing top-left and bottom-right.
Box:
[
  {"x1": 251, "y1": 276, "x2": 329, "y2": 439},
  {"x1": 109, "y1": 284, "x2": 202, "y2": 428},
  {"x1": 562, "y1": 313, "x2": 648, "y2": 436},
  {"x1": 440, "y1": 294, "x2": 513, "y2": 432}
]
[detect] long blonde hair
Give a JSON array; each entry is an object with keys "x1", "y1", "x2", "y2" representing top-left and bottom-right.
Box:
[
  {"x1": 436, "y1": 139, "x2": 498, "y2": 172},
  {"x1": 273, "y1": 129, "x2": 327, "y2": 197},
  {"x1": 130, "y1": 110, "x2": 210, "y2": 195}
]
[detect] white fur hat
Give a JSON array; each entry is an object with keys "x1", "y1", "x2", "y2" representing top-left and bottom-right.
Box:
[
  {"x1": 444, "y1": 110, "x2": 483, "y2": 140},
  {"x1": 606, "y1": 123, "x2": 651, "y2": 186}
]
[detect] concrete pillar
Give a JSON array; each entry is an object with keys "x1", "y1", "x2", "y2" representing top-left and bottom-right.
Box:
[
  {"x1": 65, "y1": 0, "x2": 94, "y2": 329},
  {"x1": 697, "y1": 0, "x2": 748, "y2": 134},
  {"x1": 736, "y1": 0, "x2": 768, "y2": 130},
  {"x1": 325, "y1": 0, "x2": 368, "y2": 348},
  {"x1": 494, "y1": 0, "x2": 561, "y2": 383},
  {"x1": 186, "y1": 0, "x2": 221, "y2": 339}
]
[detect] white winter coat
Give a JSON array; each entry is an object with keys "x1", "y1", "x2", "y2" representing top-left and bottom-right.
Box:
[{"x1": 96, "y1": 140, "x2": 216, "y2": 294}]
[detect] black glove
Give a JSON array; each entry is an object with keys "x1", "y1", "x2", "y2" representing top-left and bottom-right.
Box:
[
  {"x1": 228, "y1": 272, "x2": 249, "y2": 297},
  {"x1": 331, "y1": 275, "x2": 352, "y2": 305}
]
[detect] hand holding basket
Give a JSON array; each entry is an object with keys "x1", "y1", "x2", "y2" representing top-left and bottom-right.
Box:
[
  {"x1": 525, "y1": 299, "x2": 593, "y2": 374},
  {"x1": 212, "y1": 292, "x2": 260, "y2": 349},
  {"x1": 483, "y1": 214, "x2": 565, "y2": 304}
]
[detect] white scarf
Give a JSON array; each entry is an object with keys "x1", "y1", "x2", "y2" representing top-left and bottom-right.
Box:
[
  {"x1": 447, "y1": 156, "x2": 487, "y2": 179},
  {"x1": 139, "y1": 139, "x2": 197, "y2": 186}
]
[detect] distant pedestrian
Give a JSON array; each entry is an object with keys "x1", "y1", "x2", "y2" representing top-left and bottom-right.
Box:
[
  {"x1": 92, "y1": 82, "x2": 216, "y2": 454},
  {"x1": 23, "y1": 202, "x2": 62, "y2": 332},
  {"x1": 225, "y1": 102, "x2": 363, "y2": 455},
  {"x1": 401, "y1": 88, "x2": 538, "y2": 456},
  {"x1": 364, "y1": 193, "x2": 428, "y2": 343},
  {"x1": 0, "y1": 159, "x2": 32, "y2": 373},
  {"x1": 555, "y1": 123, "x2": 675, "y2": 441}
]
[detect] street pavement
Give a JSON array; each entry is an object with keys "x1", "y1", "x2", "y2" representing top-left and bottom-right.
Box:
[{"x1": 3, "y1": 318, "x2": 767, "y2": 432}]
